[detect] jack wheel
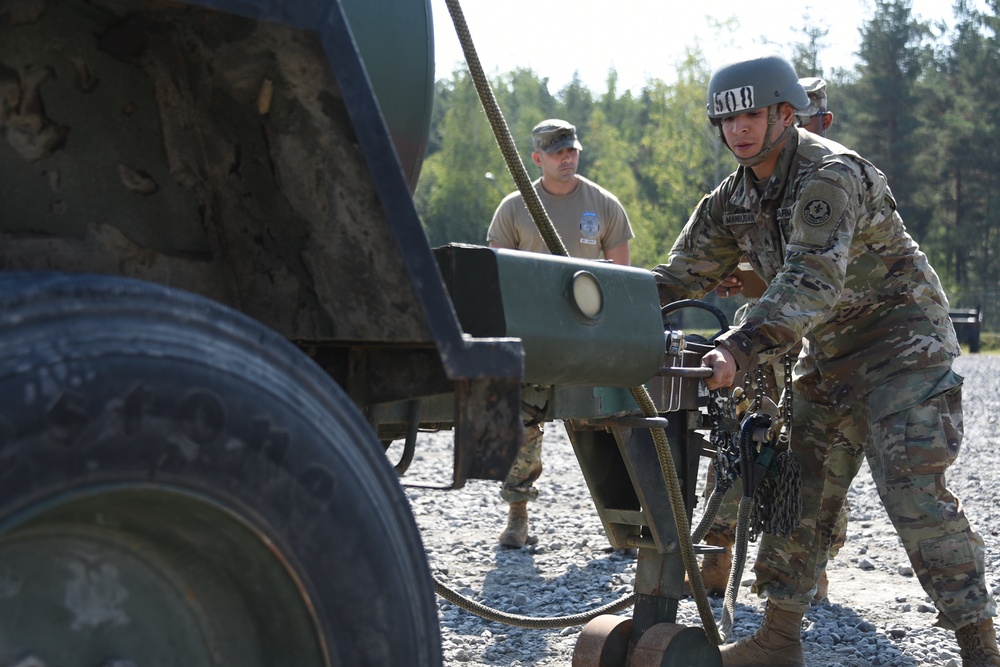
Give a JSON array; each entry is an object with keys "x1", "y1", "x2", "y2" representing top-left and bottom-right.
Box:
[
  {"x1": 630, "y1": 622, "x2": 722, "y2": 666},
  {"x1": 572, "y1": 615, "x2": 632, "y2": 666}
]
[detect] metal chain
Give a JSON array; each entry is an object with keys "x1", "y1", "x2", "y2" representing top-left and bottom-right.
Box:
[
  {"x1": 776, "y1": 352, "x2": 793, "y2": 446},
  {"x1": 708, "y1": 388, "x2": 741, "y2": 493},
  {"x1": 783, "y1": 353, "x2": 793, "y2": 432},
  {"x1": 751, "y1": 363, "x2": 765, "y2": 414},
  {"x1": 692, "y1": 388, "x2": 741, "y2": 543},
  {"x1": 748, "y1": 353, "x2": 802, "y2": 538}
]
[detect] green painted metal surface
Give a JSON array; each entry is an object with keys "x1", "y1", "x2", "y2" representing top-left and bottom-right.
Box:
[
  {"x1": 342, "y1": 0, "x2": 434, "y2": 191},
  {"x1": 438, "y1": 245, "x2": 665, "y2": 387}
]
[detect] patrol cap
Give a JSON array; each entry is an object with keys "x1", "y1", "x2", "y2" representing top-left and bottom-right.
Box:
[
  {"x1": 798, "y1": 77, "x2": 828, "y2": 116},
  {"x1": 532, "y1": 119, "x2": 583, "y2": 154}
]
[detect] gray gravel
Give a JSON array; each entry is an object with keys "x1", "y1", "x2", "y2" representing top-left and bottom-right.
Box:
[{"x1": 399, "y1": 354, "x2": 1000, "y2": 666}]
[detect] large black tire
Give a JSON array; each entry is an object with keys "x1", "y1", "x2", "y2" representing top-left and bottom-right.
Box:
[{"x1": 0, "y1": 273, "x2": 441, "y2": 667}]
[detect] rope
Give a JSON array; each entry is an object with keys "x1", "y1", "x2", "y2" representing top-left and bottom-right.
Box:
[
  {"x1": 443, "y1": 0, "x2": 567, "y2": 257},
  {"x1": 717, "y1": 361, "x2": 803, "y2": 637},
  {"x1": 691, "y1": 487, "x2": 726, "y2": 544},
  {"x1": 694, "y1": 388, "x2": 741, "y2": 543},
  {"x1": 630, "y1": 386, "x2": 722, "y2": 645},
  {"x1": 433, "y1": 578, "x2": 635, "y2": 629},
  {"x1": 720, "y1": 496, "x2": 755, "y2": 641}
]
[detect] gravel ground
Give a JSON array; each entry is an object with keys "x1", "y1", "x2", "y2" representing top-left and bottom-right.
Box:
[{"x1": 399, "y1": 354, "x2": 1000, "y2": 666}]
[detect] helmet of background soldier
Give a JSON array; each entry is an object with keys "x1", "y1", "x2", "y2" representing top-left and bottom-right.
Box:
[{"x1": 706, "y1": 55, "x2": 810, "y2": 122}]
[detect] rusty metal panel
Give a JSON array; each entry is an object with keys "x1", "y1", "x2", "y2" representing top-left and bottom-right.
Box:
[
  {"x1": 0, "y1": 0, "x2": 524, "y2": 396},
  {"x1": 452, "y1": 376, "x2": 523, "y2": 487},
  {"x1": 0, "y1": 1, "x2": 428, "y2": 345}
]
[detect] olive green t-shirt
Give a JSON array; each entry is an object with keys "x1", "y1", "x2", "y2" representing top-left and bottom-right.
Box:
[{"x1": 486, "y1": 175, "x2": 633, "y2": 259}]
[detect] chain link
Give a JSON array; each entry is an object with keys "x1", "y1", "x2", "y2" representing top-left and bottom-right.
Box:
[
  {"x1": 707, "y1": 388, "x2": 741, "y2": 493},
  {"x1": 740, "y1": 353, "x2": 803, "y2": 540}
]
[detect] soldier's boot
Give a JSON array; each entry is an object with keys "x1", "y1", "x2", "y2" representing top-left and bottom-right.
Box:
[
  {"x1": 698, "y1": 532, "x2": 734, "y2": 597},
  {"x1": 498, "y1": 501, "x2": 529, "y2": 548},
  {"x1": 956, "y1": 618, "x2": 1000, "y2": 667},
  {"x1": 719, "y1": 603, "x2": 805, "y2": 667},
  {"x1": 811, "y1": 568, "x2": 829, "y2": 604}
]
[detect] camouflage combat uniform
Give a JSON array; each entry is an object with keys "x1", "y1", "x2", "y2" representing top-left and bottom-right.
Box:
[
  {"x1": 652, "y1": 128, "x2": 997, "y2": 627},
  {"x1": 499, "y1": 422, "x2": 544, "y2": 503}
]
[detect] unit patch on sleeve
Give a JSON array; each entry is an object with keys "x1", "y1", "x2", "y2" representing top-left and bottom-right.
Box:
[
  {"x1": 789, "y1": 178, "x2": 849, "y2": 249},
  {"x1": 803, "y1": 199, "x2": 832, "y2": 225}
]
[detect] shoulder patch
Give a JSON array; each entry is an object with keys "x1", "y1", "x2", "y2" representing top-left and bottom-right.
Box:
[
  {"x1": 789, "y1": 177, "x2": 850, "y2": 249},
  {"x1": 802, "y1": 199, "x2": 832, "y2": 225}
]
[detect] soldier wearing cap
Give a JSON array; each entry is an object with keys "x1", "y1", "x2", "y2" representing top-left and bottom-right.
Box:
[
  {"x1": 796, "y1": 76, "x2": 834, "y2": 137},
  {"x1": 487, "y1": 118, "x2": 633, "y2": 548},
  {"x1": 652, "y1": 55, "x2": 998, "y2": 666}
]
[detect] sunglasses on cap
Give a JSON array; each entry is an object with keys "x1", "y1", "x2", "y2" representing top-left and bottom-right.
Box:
[
  {"x1": 796, "y1": 111, "x2": 830, "y2": 127},
  {"x1": 537, "y1": 131, "x2": 576, "y2": 150}
]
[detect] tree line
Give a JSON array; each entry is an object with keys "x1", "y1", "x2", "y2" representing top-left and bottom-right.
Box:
[{"x1": 414, "y1": 0, "x2": 1000, "y2": 330}]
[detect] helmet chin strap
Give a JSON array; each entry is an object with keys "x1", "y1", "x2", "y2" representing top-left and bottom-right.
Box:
[{"x1": 729, "y1": 105, "x2": 795, "y2": 168}]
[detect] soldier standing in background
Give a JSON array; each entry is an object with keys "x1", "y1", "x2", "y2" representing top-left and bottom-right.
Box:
[{"x1": 487, "y1": 119, "x2": 633, "y2": 548}]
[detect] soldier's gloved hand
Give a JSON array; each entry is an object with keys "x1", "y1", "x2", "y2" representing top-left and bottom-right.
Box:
[{"x1": 701, "y1": 346, "x2": 737, "y2": 390}]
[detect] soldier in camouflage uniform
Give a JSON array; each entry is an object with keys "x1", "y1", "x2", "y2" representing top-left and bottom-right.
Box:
[
  {"x1": 488, "y1": 119, "x2": 633, "y2": 548},
  {"x1": 700, "y1": 77, "x2": 846, "y2": 604},
  {"x1": 652, "y1": 55, "x2": 999, "y2": 667}
]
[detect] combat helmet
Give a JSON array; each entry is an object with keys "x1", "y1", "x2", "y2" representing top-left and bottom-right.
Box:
[
  {"x1": 706, "y1": 55, "x2": 809, "y2": 168},
  {"x1": 707, "y1": 55, "x2": 810, "y2": 121}
]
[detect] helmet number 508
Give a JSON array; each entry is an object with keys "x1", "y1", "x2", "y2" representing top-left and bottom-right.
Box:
[{"x1": 713, "y1": 86, "x2": 755, "y2": 114}]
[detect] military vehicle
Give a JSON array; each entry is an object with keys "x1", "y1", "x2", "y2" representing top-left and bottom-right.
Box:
[
  {"x1": 950, "y1": 307, "x2": 982, "y2": 353},
  {"x1": 0, "y1": 0, "x2": 726, "y2": 664}
]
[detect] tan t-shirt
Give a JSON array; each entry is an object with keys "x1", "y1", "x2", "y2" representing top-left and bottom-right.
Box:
[{"x1": 486, "y1": 175, "x2": 633, "y2": 259}]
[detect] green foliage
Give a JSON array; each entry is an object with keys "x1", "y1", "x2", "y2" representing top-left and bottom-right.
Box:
[
  {"x1": 416, "y1": 0, "x2": 1000, "y2": 330},
  {"x1": 976, "y1": 332, "x2": 1000, "y2": 353},
  {"x1": 791, "y1": 15, "x2": 831, "y2": 77},
  {"x1": 851, "y1": 0, "x2": 932, "y2": 239},
  {"x1": 630, "y1": 53, "x2": 732, "y2": 268}
]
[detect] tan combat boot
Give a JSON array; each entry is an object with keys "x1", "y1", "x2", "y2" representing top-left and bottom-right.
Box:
[
  {"x1": 956, "y1": 618, "x2": 1000, "y2": 667},
  {"x1": 699, "y1": 532, "x2": 734, "y2": 597},
  {"x1": 719, "y1": 603, "x2": 805, "y2": 667},
  {"x1": 498, "y1": 501, "x2": 529, "y2": 548}
]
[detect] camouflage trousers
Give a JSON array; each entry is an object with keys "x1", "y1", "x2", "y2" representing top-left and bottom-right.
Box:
[
  {"x1": 500, "y1": 422, "x2": 544, "y2": 504},
  {"x1": 750, "y1": 365, "x2": 997, "y2": 629}
]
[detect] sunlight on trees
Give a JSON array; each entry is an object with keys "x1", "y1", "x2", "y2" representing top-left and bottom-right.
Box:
[{"x1": 414, "y1": 0, "x2": 1000, "y2": 329}]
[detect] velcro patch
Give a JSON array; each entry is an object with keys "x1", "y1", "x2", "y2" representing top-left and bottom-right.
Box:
[
  {"x1": 919, "y1": 532, "x2": 975, "y2": 569},
  {"x1": 802, "y1": 199, "x2": 832, "y2": 225},
  {"x1": 789, "y1": 179, "x2": 849, "y2": 249},
  {"x1": 724, "y1": 212, "x2": 756, "y2": 225}
]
